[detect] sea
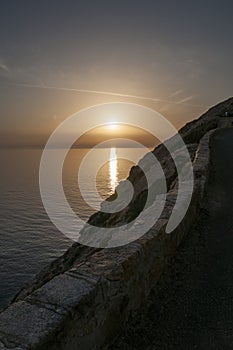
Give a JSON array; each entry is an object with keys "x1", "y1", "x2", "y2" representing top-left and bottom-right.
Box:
[{"x1": 0, "y1": 147, "x2": 147, "y2": 309}]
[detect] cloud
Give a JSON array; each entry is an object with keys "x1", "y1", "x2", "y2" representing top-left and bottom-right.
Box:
[
  {"x1": 186, "y1": 59, "x2": 200, "y2": 65},
  {"x1": 12, "y1": 82, "x2": 204, "y2": 108},
  {"x1": 177, "y1": 96, "x2": 194, "y2": 104},
  {"x1": 0, "y1": 60, "x2": 9, "y2": 72},
  {"x1": 15, "y1": 82, "x2": 160, "y2": 102},
  {"x1": 169, "y1": 89, "x2": 184, "y2": 98}
]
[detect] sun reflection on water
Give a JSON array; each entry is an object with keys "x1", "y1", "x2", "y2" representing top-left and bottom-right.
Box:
[{"x1": 109, "y1": 147, "x2": 118, "y2": 192}]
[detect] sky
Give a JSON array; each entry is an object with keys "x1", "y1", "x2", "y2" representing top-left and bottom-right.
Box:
[{"x1": 0, "y1": 0, "x2": 233, "y2": 147}]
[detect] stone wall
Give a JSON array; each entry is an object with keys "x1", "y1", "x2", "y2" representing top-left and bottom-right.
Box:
[{"x1": 0, "y1": 99, "x2": 233, "y2": 350}]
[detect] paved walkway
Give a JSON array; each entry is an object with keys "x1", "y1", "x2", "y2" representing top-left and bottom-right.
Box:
[{"x1": 110, "y1": 128, "x2": 233, "y2": 350}]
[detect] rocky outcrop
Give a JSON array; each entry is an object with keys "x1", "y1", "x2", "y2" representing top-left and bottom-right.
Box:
[{"x1": 0, "y1": 98, "x2": 233, "y2": 350}]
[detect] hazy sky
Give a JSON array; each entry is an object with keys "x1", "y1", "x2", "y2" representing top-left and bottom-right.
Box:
[{"x1": 0, "y1": 0, "x2": 233, "y2": 147}]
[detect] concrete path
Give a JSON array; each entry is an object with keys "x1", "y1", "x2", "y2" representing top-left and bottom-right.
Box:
[{"x1": 110, "y1": 128, "x2": 233, "y2": 350}]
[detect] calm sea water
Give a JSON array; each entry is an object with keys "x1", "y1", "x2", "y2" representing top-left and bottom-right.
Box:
[{"x1": 0, "y1": 147, "x2": 146, "y2": 309}]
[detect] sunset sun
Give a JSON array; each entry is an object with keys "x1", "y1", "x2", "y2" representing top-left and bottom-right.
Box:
[{"x1": 107, "y1": 122, "x2": 119, "y2": 130}]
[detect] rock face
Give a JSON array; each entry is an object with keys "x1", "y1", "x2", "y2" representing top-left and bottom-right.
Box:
[{"x1": 0, "y1": 98, "x2": 233, "y2": 350}]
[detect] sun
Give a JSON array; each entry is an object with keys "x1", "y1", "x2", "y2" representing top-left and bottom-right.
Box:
[{"x1": 107, "y1": 122, "x2": 119, "y2": 130}]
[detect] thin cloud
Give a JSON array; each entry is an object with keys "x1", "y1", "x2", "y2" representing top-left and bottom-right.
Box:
[
  {"x1": 0, "y1": 61, "x2": 9, "y2": 72},
  {"x1": 169, "y1": 89, "x2": 184, "y2": 98},
  {"x1": 13, "y1": 82, "x2": 203, "y2": 108},
  {"x1": 177, "y1": 96, "x2": 194, "y2": 104},
  {"x1": 14, "y1": 82, "x2": 164, "y2": 102}
]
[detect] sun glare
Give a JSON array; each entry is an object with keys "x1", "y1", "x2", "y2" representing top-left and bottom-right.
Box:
[{"x1": 108, "y1": 122, "x2": 119, "y2": 130}]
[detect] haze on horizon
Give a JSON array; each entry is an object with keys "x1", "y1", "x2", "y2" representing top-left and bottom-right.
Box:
[{"x1": 0, "y1": 1, "x2": 233, "y2": 148}]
